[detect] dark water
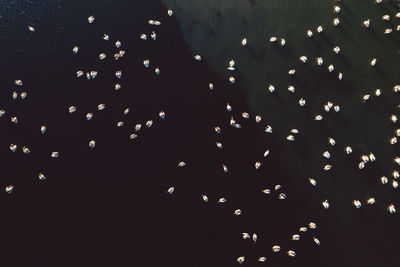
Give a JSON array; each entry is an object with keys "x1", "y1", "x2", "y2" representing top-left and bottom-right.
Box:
[{"x1": 0, "y1": 0, "x2": 399, "y2": 266}]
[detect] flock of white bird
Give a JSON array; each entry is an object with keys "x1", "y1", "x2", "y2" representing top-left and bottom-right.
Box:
[{"x1": 1, "y1": 0, "x2": 399, "y2": 264}]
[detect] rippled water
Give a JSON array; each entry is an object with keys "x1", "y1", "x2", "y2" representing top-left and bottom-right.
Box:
[{"x1": 0, "y1": 0, "x2": 399, "y2": 266}]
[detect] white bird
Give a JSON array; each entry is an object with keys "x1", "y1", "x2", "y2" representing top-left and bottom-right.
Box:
[
  {"x1": 292, "y1": 234, "x2": 300, "y2": 241},
  {"x1": 333, "y1": 18, "x2": 340, "y2": 26},
  {"x1": 309, "y1": 222, "x2": 317, "y2": 229},
  {"x1": 258, "y1": 257, "x2": 267, "y2": 262},
  {"x1": 5, "y1": 185, "x2": 14, "y2": 194},
  {"x1": 307, "y1": 30, "x2": 313, "y2": 38},
  {"x1": 241, "y1": 38, "x2": 247, "y2": 46},
  {"x1": 323, "y1": 151, "x2": 331, "y2": 159},
  {"x1": 370, "y1": 58, "x2": 377, "y2": 66},
  {"x1": 387, "y1": 204, "x2": 396, "y2": 214},
  {"x1": 366, "y1": 198, "x2": 375, "y2": 205},
  {"x1": 178, "y1": 161, "x2": 186, "y2": 167},
  {"x1": 217, "y1": 198, "x2": 226, "y2": 203},
  {"x1": 10, "y1": 144, "x2": 17, "y2": 152},
  {"x1": 167, "y1": 187, "x2": 174, "y2": 195},
  {"x1": 309, "y1": 178, "x2": 317, "y2": 186},
  {"x1": 103, "y1": 34, "x2": 109, "y2": 40},
  {"x1": 363, "y1": 19, "x2": 370, "y2": 28},
  {"x1": 287, "y1": 250, "x2": 296, "y2": 257},
  {"x1": 234, "y1": 209, "x2": 242, "y2": 215},
  {"x1": 38, "y1": 173, "x2": 46, "y2": 181},
  {"x1": 89, "y1": 140, "x2": 96, "y2": 148},
  {"x1": 272, "y1": 246, "x2": 280, "y2": 252},
  {"x1": 322, "y1": 200, "x2": 329, "y2": 209},
  {"x1": 72, "y1": 46, "x2": 79, "y2": 54},
  {"x1": 40, "y1": 125, "x2": 46, "y2": 134},
  {"x1": 28, "y1": 26, "x2": 35, "y2": 32},
  {"x1": 15, "y1": 80, "x2": 23, "y2": 86},
  {"x1": 237, "y1": 257, "x2": 245, "y2": 264},
  {"x1": 381, "y1": 176, "x2": 388, "y2": 184},
  {"x1": 168, "y1": 9, "x2": 173, "y2": 16},
  {"x1": 313, "y1": 237, "x2": 321, "y2": 245},
  {"x1": 51, "y1": 152, "x2": 59, "y2": 158},
  {"x1": 202, "y1": 195, "x2": 208, "y2": 203},
  {"x1": 353, "y1": 200, "x2": 362, "y2": 208},
  {"x1": 88, "y1": 16, "x2": 95, "y2": 23}
]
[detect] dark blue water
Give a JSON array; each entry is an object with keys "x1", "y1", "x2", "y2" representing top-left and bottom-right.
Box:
[{"x1": 0, "y1": 0, "x2": 399, "y2": 266}]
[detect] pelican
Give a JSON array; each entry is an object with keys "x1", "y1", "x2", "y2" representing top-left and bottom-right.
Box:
[
  {"x1": 11, "y1": 117, "x2": 18, "y2": 124},
  {"x1": 88, "y1": 16, "x2": 95, "y2": 23},
  {"x1": 117, "y1": 122, "x2": 125, "y2": 128},
  {"x1": 252, "y1": 233, "x2": 257, "y2": 243},
  {"x1": 38, "y1": 173, "x2": 46, "y2": 181},
  {"x1": 99, "y1": 53, "x2": 106, "y2": 60},
  {"x1": 317, "y1": 57, "x2": 324, "y2": 65},
  {"x1": 391, "y1": 115, "x2": 397, "y2": 123},
  {"x1": 167, "y1": 187, "x2": 174, "y2": 195},
  {"x1": 324, "y1": 165, "x2": 332, "y2": 171},
  {"x1": 333, "y1": 18, "x2": 340, "y2": 26},
  {"x1": 194, "y1": 55, "x2": 202, "y2": 61},
  {"x1": 334, "y1": 5, "x2": 341, "y2": 13},
  {"x1": 51, "y1": 152, "x2": 59, "y2": 158},
  {"x1": 86, "y1": 113, "x2": 93, "y2": 120},
  {"x1": 279, "y1": 193, "x2": 286, "y2": 199},
  {"x1": 322, "y1": 200, "x2": 329, "y2": 209},
  {"x1": 234, "y1": 209, "x2": 242, "y2": 215},
  {"x1": 269, "y1": 36, "x2": 277, "y2": 43},
  {"x1": 103, "y1": 34, "x2": 109, "y2": 40},
  {"x1": 28, "y1": 26, "x2": 35, "y2": 32},
  {"x1": 328, "y1": 64, "x2": 334, "y2": 72},
  {"x1": 214, "y1": 126, "x2": 221, "y2": 133},
  {"x1": 382, "y1": 15, "x2": 390, "y2": 21},
  {"x1": 12, "y1": 91, "x2": 17, "y2": 100},
  {"x1": 292, "y1": 234, "x2": 300, "y2": 241},
  {"x1": 237, "y1": 257, "x2": 245, "y2": 264},
  {"x1": 275, "y1": 185, "x2": 281, "y2": 191},
  {"x1": 338, "y1": 73, "x2": 343, "y2": 80},
  {"x1": 369, "y1": 153, "x2": 376, "y2": 162},
  {"x1": 363, "y1": 19, "x2": 370, "y2": 28},
  {"x1": 287, "y1": 135, "x2": 295, "y2": 141},
  {"x1": 15, "y1": 80, "x2": 22, "y2": 86},
  {"x1": 299, "y1": 98, "x2": 306, "y2": 106},
  {"x1": 309, "y1": 222, "x2": 317, "y2": 229},
  {"x1": 202, "y1": 195, "x2": 208, "y2": 203},
  {"x1": 392, "y1": 180, "x2": 398, "y2": 188},
  {"x1": 129, "y1": 134, "x2": 137, "y2": 140},
  {"x1": 353, "y1": 200, "x2": 362, "y2": 208},
  {"x1": 265, "y1": 125, "x2": 273, "y2": 133},
  {"x1": 177, "y1": 161, "x2": 186, "y2": 167},
  {"x1": 241, "y1": 38, "x2": 247, "y2": 46},
  {"x1": 367, "y1": 198, "x2": 375, "y2": 205},
  {"x1": 280, "y1": 38, "x2": 286, "y2": 46},
  {"x1": 168, "y1": 9, "x2": 173, "y2": 16},
  {"x1": 307, "y1": 30, "x2": 313, "y2": 38},
  {"x1": 262, "y1": 189, "x2": 271, "y2": 194},
  {"x1": 222, "y1": 164, "x2": 228, "y2": 173},
  {"x1": 299, "y1": 227, "x2": 307, "y2": 232},
  {"x1": 387, "y1": 204, "x2": 396, "y2": 214},
  {"x1": 268, "y1": 84, "x2": 275, "y2": 93},
  {"x1": 115, "y1": 84, "x2": 121, "y2": 90},
  {"x1": 300, "y1": 56, "x2": 308, "y2": 63},
  {"x1": 22, "y1": 146, "x2": 31, "y2": 154},
  {"x1": 375, "y1": 89, "x2": 381, "y2": 96},
  {"x1": 218, "y1": 198, "x2": 226, "y2": 203},
  {"x1": 5, "y1": 185, "x2": 14, "y2": 194},
  {"x1": 135, "y1": 124, "x2": 142, "y2": 131},
  {"x1": 323, "y1": 151, "x2": 331, "y2": 159},
  {"x1": 0, "y1": 110, "x2": 5, "y2": 117},
  {"x1": 151, "y1": 31, "x2": 156, "y2": 40},
  {"x1": 317, "y1": 25, "x2": 323, "y2": 33},
  {"x1": 229, "y1": 76, "x2": 235, "y2": 83},
  {"x1": 209, "y1": 83, "x2": 214, "y2": 90},
  {"x1": 309, "y1": 178, "x2": 317, "y2": 186},
  {"x1": 390, "y1": 136, "x2": 397, "y2": 145},
  {"x1": 315, "y1": 115, "x2": 323, "y2": 121},
  {"x1": 381, "y1": 176, "x2": 388, "y2": 184},
  {"x1": 76, "y1": 71, "x2": 83, "y2": 78},
  {"x1": 226, "y1": 103, "x2": 232, "y2": 111},
  {"x1": 155, "y1": 68, "x2": 160, "y2": 75},
  {"x1": 255, "y1": 162, "x2": 262, "y2": 169},
  {"x1": 9, "y1": 144, "x2": 17, "y2": 152},
  {"x1": 313, "y1": 237, "x2": 321, "y2": 245},
  {"x1": 89, "y1": 140, "x2": 96, "y2": 148},
  {"x1": 333, "y1": 46, "x2": 341, "y2": 54},
  {"x1": 115, "y1": 70, "x2": 122, "y2": 78},
  {"x1": 40, "y1": 125, "x2": 46, "y2": 133},
  {"x1": 288, "y1": 85, "x2": 295, "y2": 92},
  {"x1": 90, "y1": 71, "x2": 97, "y2": 78},
  {"x1": 242, "y1": 112, "x2": 249, "y2": 119},
  {"x1": 393, "y1": 170, "x2": 399, "y2": 179},
  {"x1": 345, "y1": 146, "x2": 352, "y2": 154},
  {"x1": 20, "y1": 92, "x2": 27, "y2": 99},
  {"x1": 288, "y1": 69, "x2": 296, "y2": 75},
  {"x1": 359, "y1": 162, "x2": 365, "y2": 169},
  {"x1": 258, "y1": 257, "x2": 267, "y2": 262},
  {"x1": 68, "y1": 106, "x2": 77, "y2": 113},
  {"x1": 72, "y1": 46, "x2": 79, "y2": 54},
  {"x1": 287, "y1": 250, "x2": 296, "y2": 257},
  {"x1": 370, "y1": 58, "x2": 377, "y2": 66},
  {"x1": 272, "y1": 246, "x2": 280, "y2": 252},
  {"x1": 140, "y1": 34, "x2": 147, "y2": 40},
  {"x1": 329, "y1": 138, "x2": 336, "y2": 146},
  {"x1": 255, "y1": 115, "x2": 262, "y2": 123}
]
